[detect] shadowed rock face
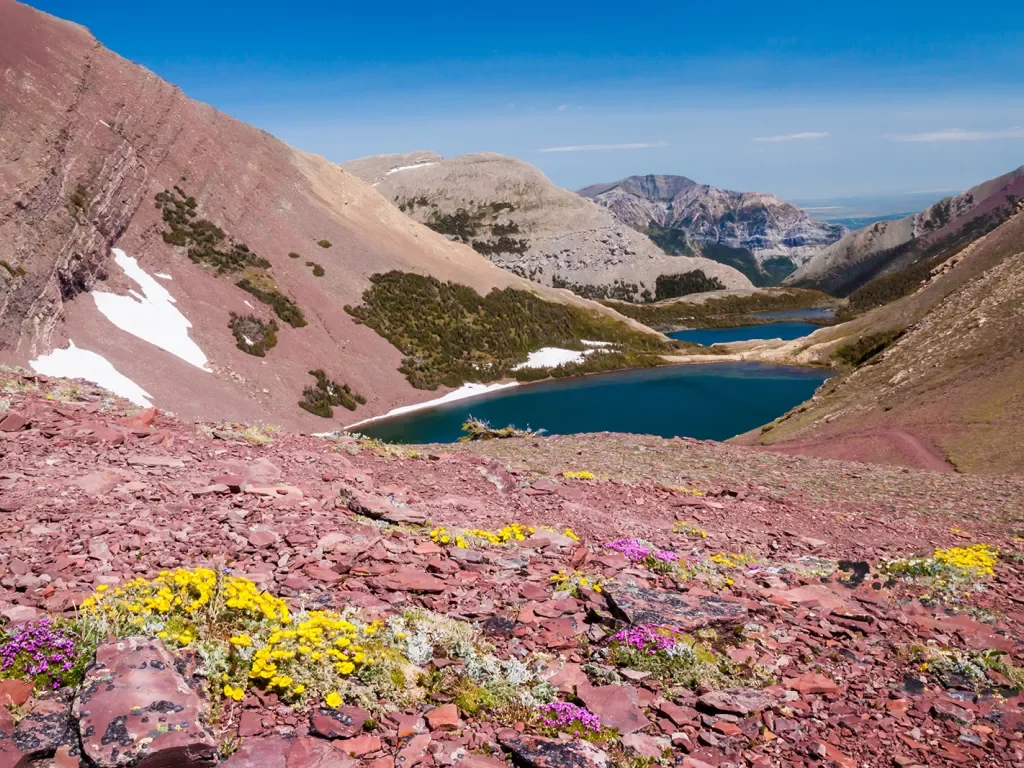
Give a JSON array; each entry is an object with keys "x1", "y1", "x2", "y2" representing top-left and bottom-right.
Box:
[
  {"x1": 578, "y1": 174, "x2": 846, "y2": 282},
  {"x1": 602, "y1": 582, "x2": 748, "y2": 630},
  {"x1": 342, "y1": 153, "x2": 753, "y2": 299},
  {"x1": 0, "y1": 0, "x2": 656, "y2": 429}
]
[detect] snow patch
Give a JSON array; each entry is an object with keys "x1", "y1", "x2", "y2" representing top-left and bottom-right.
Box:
[
  {"x1": 385, "y1": 162, "x2": 438, "y2": 176},
  {"x1": 30, "y1": 342, "x2": 153, "y2": 407},
  {"x1": 154, "y1": 272, "x2": 172, "y2": 280},
  {"x1": 343, "y1": 381, "x2": 518, "y2": 431},
  {"x1": 99, "y1": 120, "x2": 111, "y2": 128},
  {"x1": 512, "y1": 347, "x2": 589, "y2": 370},
  {"x1": 581, "y1": 340, "x2": 613, "y2": 347},
  {"x1": 92, "y1": 249, "x2": 210, "y2": 372},
  {"x1": 244, "y1": 300, "x2": 254, "y2": 309}
]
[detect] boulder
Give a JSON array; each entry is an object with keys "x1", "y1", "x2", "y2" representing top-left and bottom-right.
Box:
[
  {"x1": 603, "y1": 583, "x2": 748, "y2": 631},
  {"x1": 499, "y1": 734, "x2": 609, "y2": 768},
  {"x1": 697, "y1": 688, "x2": 769, "y2": 716},
  {"x1": 341, "y1": 485, "x2": 427, "y2": 525},
  {"x1": 576, "y1": 683, "x2": 649, "y2": 734},
  {"x1": 74, "y1": 638, "x2": 217, "y2": 767},
  {"x1": 0, "y1": 692, "x2": 75, "y2": 768}
]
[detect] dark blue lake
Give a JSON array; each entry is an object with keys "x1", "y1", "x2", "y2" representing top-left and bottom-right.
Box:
[
  {"x1": 355, "y1": 363, "x2": 830, "y2": 444},
  {"x1": 670, "y1": 321, "x2": 820, "y2": 346}
]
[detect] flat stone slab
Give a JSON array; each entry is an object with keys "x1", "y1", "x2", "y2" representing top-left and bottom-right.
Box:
[
  {"x1": 73, "y1": 637, "x2": 217, "y2": 768},
  {"x1": 499, "y1": 734, "x2": 609, "y2": 768},
  {"x1": 603, "y1": 582, "x2": 748, "y2": 631}
]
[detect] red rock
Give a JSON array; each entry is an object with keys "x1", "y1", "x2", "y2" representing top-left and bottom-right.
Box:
[
  {"x1": 127, "y1": 454, "x2": 186, "y2": 468},
  {"x1": 681, "y1": 759, "x2": 716, "y2": 768},
  {"x1": 932, "y1": 699, "x2": 975, "y2": 725},
  {"x1": 238, "y1": 709, "x2": 263, "y2": 737},
  {"x1": 784, "y1": 672, "x2": 841, "y2": 695},
  {"x1": 0, "y1": 680, "x2": 32, "y2": 707},
  {"x1": 396, "y1": 733, "x2": 431, "y2": 766},
  {"x1": 74, "y1": 637, "x2": 217, "y2": 768},
  {"x1": 0, "y1": 605, "x2": 39, "y2": 624},
  {"x1": 576, "y1": 683, "x2": 650, "y2": 734},
  {"x1": 659, "y1": 701, "x2": 698, "y2": 726},
  {"x1": 119, "y1": 407, "x2": 158, "y2": 430},
  {"x1": 248, "y1": 530, "x2": 279, "y2": 547},
  {"x1": 603, "y1": 582, "x2": 748, "y2": 631},
  {"x1": 426, "y1": 703, "x2": 460, "y2": 731},
  {"x1": 374, "y1": 568, "x2": 446, "y2": 593},
  {"x1": 0, "y1": 691, "x2": 73, "y2": 768},
  {"x1": 698, "y1": 688, "x2": 769, "y2": 716},
  {"x1": 621, "y1": 732, "x2": 667, "y2": 757},
  {"x1": 342, "y1": 486, "x2": 427, "y2": 525},
  {"x1": 219, "y1": 736, "x2": 357, "y2": 767},
  {"x1": 310, "y1": 705, "x2": 368, "y2": 739},
  {"x1": 0, "y1": 412, "x2": 29, "y2": 431},
  {"x1": 499, "y1": 734, "x2": 609, "y2": 768},
  {"x1": 306, "y1": 567, "x2": 344, "y2": 583},
  {"x1": 457, "y1": 755, "x2": 507, "y2": 768},
  {"x1": 337, "y1": 733, "x2": 382, "y2": 757},
  {"x1": 73, "y1": 471, "x2": 124, "y2": 495}
]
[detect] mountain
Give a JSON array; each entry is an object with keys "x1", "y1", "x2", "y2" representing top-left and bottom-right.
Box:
[
  {"x1": 577, "y1": 174, "x2": 846, "y2": 286},
  {"x1": 0, "y1": 0, "x2": 661, "y2": 429},
  {"x1": 787, "y1": 165, "x2": 1024, "y2": 297},
  {"x1": 737, "y1": 198, "x2": 1024, "y2": 473},
  {"x1": 341, "y1": 152, "x2": 753, "y2": 300}
]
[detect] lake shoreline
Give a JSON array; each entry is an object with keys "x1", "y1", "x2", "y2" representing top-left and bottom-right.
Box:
[{"x1": 345, "y1": 360, "x2": 833, "y2": 440}]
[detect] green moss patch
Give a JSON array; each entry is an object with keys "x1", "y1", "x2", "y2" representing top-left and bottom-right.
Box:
[
  {"x1": 344, "y1": 271, "x2": 669, "y2": 390},
  {"x1": 833, "y1": 329, "x2": 905, "y2": 367},
  {"x1": 228, "y1": 313, "x2": 279, "y2": 357},
  {"x1": 317, "y1": 240, "x2": 333, "y2": 248},
  {"x1": 236, "y1": 273, "x2": 307, "y2": 328},
  {"x1": 299, "y1": 369, "x2": 366, "y2": 417},
  {"x1": 306, "y1": 261, "x2": 326, "y2": 277}
]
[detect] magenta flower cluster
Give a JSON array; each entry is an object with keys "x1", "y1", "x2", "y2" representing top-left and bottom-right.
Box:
[
  {"x1": 605, "y1": 538, "x2": 678, "y2": 565},
  {"x1": 611, "y1": 624, "x2": 677, "y2": 654},
  {"x1": 0, "y1": 618, "x2": 77, "y2": 688},
  {"x1": 537, "y1": 701, "x2": 601, "y2": 733}
]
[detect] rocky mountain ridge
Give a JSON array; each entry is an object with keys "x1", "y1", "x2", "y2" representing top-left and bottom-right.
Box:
[
  {"x1": 0, "y1": 0, "x2": 661, "y2": 431},
  {"x1": 341, "y1": 153, "x2": 753, "y2": 301},
  {"x1": 578, "y1": 175, "x2": 845, "y2": 286},
  {"x1": 787, "y1": 165, "x2": 1024, "y2": 296}
]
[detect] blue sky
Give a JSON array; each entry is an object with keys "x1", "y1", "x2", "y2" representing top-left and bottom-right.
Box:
[{"x1": 33, "y1": 0, "x2": 1024, "y2": 204}]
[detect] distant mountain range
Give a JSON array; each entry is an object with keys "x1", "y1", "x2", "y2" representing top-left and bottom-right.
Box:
[
  {"x1": 578, "y1": 175, "x2": 846, "y2": 286},
  {"x1": 787, "y1": 165, "x2": 1024, "y2": 297},
  {"x1": 343, "y1": 153, "x2": 753, "y2": 300}
]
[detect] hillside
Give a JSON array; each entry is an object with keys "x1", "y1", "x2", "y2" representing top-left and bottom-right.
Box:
[
  {"x1": 341, "y1": 152, "x2": 753, "y2": 300},
  {"x1": 0, "y1": 0, "x2": 665, "y2": 430},
  {"x1": 2, "y1": 371, "x2": 1024, "y2": 768},
  {"x1": 578, "y1": 174, "x2": 845, "y2": 286},
  {"x1": 732, "y1": 203, "x2": 1024, "y2": 474},
  {"x1": 787, "y1": 165, "x2": 1024, "y2": 297}
]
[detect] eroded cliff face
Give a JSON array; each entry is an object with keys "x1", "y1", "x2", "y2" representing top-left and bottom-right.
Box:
[
  {"x1": 0, "y1": 0, "x2": 658, "y2": 429},
  {"x1": 342, "y1": 153, "x2": 753, "y2": 300},
  {"x1": 578, "y1": 175, "x2": 845, "y2": 276}
]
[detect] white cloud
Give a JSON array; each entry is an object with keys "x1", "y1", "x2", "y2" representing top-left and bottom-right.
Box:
[
  {"x1": 539, "y1": 141, "x2": 668, "y2": 153},
  {"x1": 753, "y1": 131, "x2": 830, "y2": 143},
  {"x1": 556, "y1": 104, "x2": 569, "y2": 111},
  {"x1": 888, "y1": 127, "x2": 1024, "y2": 142}
]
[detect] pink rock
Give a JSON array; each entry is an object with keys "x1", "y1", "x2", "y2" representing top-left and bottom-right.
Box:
[
  {"x1": 306, "y1": 567, "x2": 344, "y2": 583},
  {"x1": 0, "y1": 680, "x2": 32, "y2": 707},
  {"x1": 74, "y1": 637, "x2": 217, "y2": 767},
  {"x1": 336, "y1": 733, "x2": 381, "y2": 757},
  {"x1": 426, "y1": 703, "x2": 460, "y2": 731},
  {"x1": 784, "y1": 672, "x2": 841, "y2": 695},
  {"x1": 576, "y1": 683, "x2": 650, "y2": 734},
  {"x1": 396, "y1": 733, "x2": 431, "y2": 766},
  {"x1": 374, "y1": 568, "x2": 446, "y2": 593}
]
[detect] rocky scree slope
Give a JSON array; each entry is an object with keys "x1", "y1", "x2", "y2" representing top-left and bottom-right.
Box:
[
  {"x1": 0, "y1": 0, "x2": 655, "y2": 431},
  {"x1": 578, "y1": 175, "x2": 845, "y2": 286},
  {"x1": 786, "y1": 164, "x2": 1024, "y2": 297},
  {"x1": 341, "y1": 152, "x2": 752, "y2": 300},
  {"x1": 2, "y1": 373, "x2": 1024, "y2": 767},
  {"x1": 732, "y1": 202, "x2": 1024, "y2": 474}
]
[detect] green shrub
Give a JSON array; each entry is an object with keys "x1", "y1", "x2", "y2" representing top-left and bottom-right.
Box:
[
  {"x1": 236, "y1": 278, "x2": 307, "y2": 328},
  {"x1": 654, "y1": 271, "x2": 726, "y2": 300},
  {"x1": 344, "y1": 271, "x2": 669, "y2": 389},
  {"x1": 317, "y1": 240, "x2": 332, "y2": 249},
  {"x1": 551, "y1": 276, "x2": 644, "y2": 302},
  {"x1": 289, "y1": 252, "x2": 301, "y2": 259},
  {"x1": 155, "y1": 189, "x2": 271, "y2": 274},
  {"x1": 228, "y1": 313, "x2": 279, "y2": 357},
  {"x1": 298, "y1": 369, "x2": 366, "y2": 417},
  {"x1": 606, "y1": 288, "x2": 830, "y2": 330},
  {"x1": 66, "y1": 183, "x2": 90, "y2": 222},
  {"x1": 833, "y1": 329, "x2": 905, "y2": 367},
  {"x1": 0, "y1": 260, "x2": 26, "y2": 278},
  {"x1": 305, "y1": 261, "x2": 326, "y2": 277}
]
